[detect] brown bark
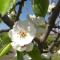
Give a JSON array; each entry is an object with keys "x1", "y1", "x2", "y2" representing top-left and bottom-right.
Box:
[
  {"x1": 41, "y1": 0, "x2": 60, "y2": 43},
  {"x1": 1, "y1": 15, "x2": 15, "y2": 28},
  {"x1": 0, "y1": 29, "x2": 10, "y2": 33}
]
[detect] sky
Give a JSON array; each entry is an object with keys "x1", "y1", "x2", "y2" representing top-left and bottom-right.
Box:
[
  {"x1": 0, "y1": 22, "x2": 9, "y2": 30},
  {"x1": 19, "y1": 0, "x2": 33, "y2": 20},
  {"x1": 0, "y1": 0, "x2": 33, "y2": 30}
]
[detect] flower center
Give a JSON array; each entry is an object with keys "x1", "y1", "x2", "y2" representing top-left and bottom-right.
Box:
[{"x1": 19, "y1": 30, "x2": 27, "y2": 38}]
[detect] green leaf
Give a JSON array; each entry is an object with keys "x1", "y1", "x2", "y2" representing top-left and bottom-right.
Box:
[
  {"x1": 0, "y1": 43, "x2": 12, "y2": 57},
  {"x1": 0, "y1": 18, "x2": 2, "y2": 23},
  {"x1": 28, "y1": 45, "x2": 42, "y2": 60},
  {"x1": 39, "y1": 24, "x2": 46, "y2": 29},
  {"x1": 0, "y1": 0, "x2": 11, "y2": 16},
  {"x1": 51, "y1": 53, "x2": 60, "y2": 60},
  {"x1": 31, "y1": 0, "x2": 49, "y2": 17},
  {"x1": 17, "y1": 51, "x2": 24, "y2": 60},
  {"x1": 0, "y1": 32, "x2": 11, "y2": 54},
  {"x1": 13, "y1": 0, "x2": 16, "y2": 4}
]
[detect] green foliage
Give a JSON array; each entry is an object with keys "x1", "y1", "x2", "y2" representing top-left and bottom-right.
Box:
[
  {"x1": 13, "y1": 0, "x2": 16, "y2": 4},
  {"x1": 51, "y1": 53, "x2": 60, "y2": 60},
  {"x1": 0, "y1": 0, "x2": 11, "y2": 16},
  {"x1": 46, "y1": 35, "x2": 57, "y2": 45},
  {"x1": 0, "y1": 32, "x2": 11, "y2": 56},
  {"x1": 0, "y1": 32, "x2": 11, "y2": 45},
  {"x1": 0, "y1": 18, "x2": 2, "y2": 23},
  {"x1": 0, "y1": 43, "x2": 12, "y2": 57},
  {"x1": 31, "y1": 0, "x2": 49, "y2": 17},
  {"x1": 17, "y1": 51, "x2": 24, "y2": 60},
  {"x1": 39, "y1": 24, "x2": 46, "y2": 29},
  {"x1": 16, "y1": 45, "x2": 42, "y2": 60},
  {"x1": 28, "y1": 45, "x2": 42, "y2": 60},
  {"x1": 46, "y1": 35, "x2": 54, "y2": 45},
  {"x1": 0, "y1": 0, "x2": 16, "y2": 16}
]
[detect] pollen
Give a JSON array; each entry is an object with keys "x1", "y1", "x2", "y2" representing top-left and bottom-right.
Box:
[{"x1": 18, "y1": 30, "x2": 27, "y2": 38}]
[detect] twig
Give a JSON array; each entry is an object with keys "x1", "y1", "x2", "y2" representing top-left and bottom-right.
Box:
[
  {"x1": 9, "y1": 2, "x2": 21, "y2": 13},
  {"x1": 41, "y1": 0, "x2": 60, "y2": 43},
  {"x1": 16, "y1": 0, "x2": 25, "y2": 20},
  {"x1": 0, "y1": 0, "x2": 26, "y2": 28},
  {"x1": 0, "y1": 14, "x2": 15, "y2": 28},
  {"x1": 0, "y1": 29, "x2": 10, "y2": 33}
]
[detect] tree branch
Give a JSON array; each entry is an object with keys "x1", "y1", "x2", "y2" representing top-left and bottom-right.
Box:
[
  {"x1": 0, "y1": 29, "x2": 10, "y2": 33},
  {"x1": 34, "y1": 0, "x2": 60, "y2": 53},
  {"x1": 0, "y1": 0, "x2": 26, "y2": 28},
  {"x1": 0, "y1": 14, "x2": 15, "y2": 28},
  {"x1": 41, "y1": 0, "x2": 60, "y2": 42},
  {"x1": 16, "y1": 0, "x2": 25, "y2": 20}
]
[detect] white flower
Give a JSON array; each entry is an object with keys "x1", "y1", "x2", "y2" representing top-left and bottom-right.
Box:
[
  {"x1": 52, "y1": 28, "x2": 60, "y2": 33},
  {"x1": 11, "y1": 11, "x2": 15, "y2": 15},
  {"x1": 41, "y1": 52, "x2": 51, "y2": 59},
  {"x1": 29, "y1": 14, "x2": 36, "y2": 19},
  {"x1": 11, "y1": 42, "x2": 34, "y2": 52},
  {"x1": 40, "y1": 34, "x2": 45, "y2": 40},
  {"x1": 57, "y1": 50, "x2": 60, "y2": 54},
  {"x1": 48, "y1": 3, "x2": 55, "y2": 12},
  {"x1": 8, "y1": 20, "x2": 36, "y2": 51},
  {"x1": 29, "y1": 15, "x2": 45, "y2": 27},
  {"x1": 25, "y1": 43, "x2": 34, "y2": 52},
  {"x1": 29, "y1": 14, "x2": 45, "y2": 38},
  {"x1": 23, "y1": 54, "x2": 32, "y2": 60},
  {"x1": 8, "y1": 11, "x2": 15, "y2": 18}
]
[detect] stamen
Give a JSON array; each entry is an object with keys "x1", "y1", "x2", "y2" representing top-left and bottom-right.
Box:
[{"x1": 18, "y1": 30, "x2": 27, "y2": 38}]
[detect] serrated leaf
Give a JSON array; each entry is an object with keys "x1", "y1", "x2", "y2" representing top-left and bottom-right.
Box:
[
  {"x1": 28, "y1": 45, "x2": 42, "y2": 60},
  {"x1": 31, "y1": 0, "x2": 49, "y2": 17},
  {"x1": 0, "y1": 0, "x2": 11, "y2": 16}
]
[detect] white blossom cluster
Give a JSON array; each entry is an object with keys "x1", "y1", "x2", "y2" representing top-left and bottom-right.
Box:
[
  {"x1": 8, "y1": 20, "x2": 36, "y2": 52},
  {"x1": 29, "y1": 14, "x2": 45, "y2": 27},
  {"x1": 8, "y1": 14, "x2": 45, "y2": 52},
  {"x1": 48, "y1": 2, "x2": 55, "y2": 13}
]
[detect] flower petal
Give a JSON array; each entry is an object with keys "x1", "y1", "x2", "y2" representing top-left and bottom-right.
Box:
[
  {"x1": 25, "y1": 43, "x2": 34, "y2": 52},
  {"x1": 23, "y1": 54, "x2": 32, "y2": 60},
  {"x1": 8, "y1": 20, "x2": 36, "y2": 47}
]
